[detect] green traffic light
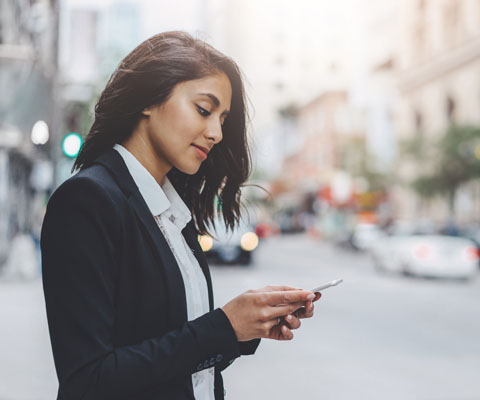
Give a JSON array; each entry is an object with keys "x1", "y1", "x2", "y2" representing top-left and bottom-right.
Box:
[{"x1": 62, "y1": 132, "x2": 83, "y2": 158}]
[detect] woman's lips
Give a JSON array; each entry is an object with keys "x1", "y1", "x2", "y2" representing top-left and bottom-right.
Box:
[{"x1": 192, "y1": 145, "x2": 208, "y2": 160}]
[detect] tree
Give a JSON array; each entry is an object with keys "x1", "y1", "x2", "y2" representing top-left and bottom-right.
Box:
[
  {"x1": 409, "y1": 125, "x2": 480, "y2": 212},
  {"x1": 340, "y1": 136, "x2": 389, "y2": 192}
]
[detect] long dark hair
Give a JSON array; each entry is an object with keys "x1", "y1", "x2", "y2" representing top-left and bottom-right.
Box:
[{"x1": 73, "y1": 31, "x2": 251, "y2": 235}]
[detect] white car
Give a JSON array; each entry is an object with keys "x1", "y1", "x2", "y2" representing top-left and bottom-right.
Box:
[
  {"x1": 371, "y1": 234, "x2": 479, "y2": 280},
  {"x1": 350, "y1": 223, "x2": 384, "y2": 251}
]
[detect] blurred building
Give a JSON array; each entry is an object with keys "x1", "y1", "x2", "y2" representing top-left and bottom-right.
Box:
[
  {"x1": 59, "y1": 0, "x2": 142, "y2": 101},
  {"x1": 283, "y1": 91, "x2": 364, "y2": 194},
  {"x1": 359, "y1": 0, "x2": 400, "y2": 172},
  {"x1": 239, "y1": 0, "x2": 400, "y2": 227},
  {"x1": 213, "y1": 0, "x2": 480, "y2": 226},
  {"x1": 54, "y1": 0, "x2": 143, "y2": 183},
  {"x1": 0, "y1": 0, "x2": 211, "y2": 269},
  {"x1": 395, "y1": 0, "x2": 480, "y2": 223},
  {"x1": 207, "y1": 0, "x2": 402, "y2": 193},
  {"x1": 206, "y1": 0, "x2": 372, "y2": 178},
  {"x1": 0, "y1": 0, "x2": 59, "y2": 266}
]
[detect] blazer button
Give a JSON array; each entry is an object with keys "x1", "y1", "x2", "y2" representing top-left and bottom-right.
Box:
[
  {"x1": 196, "y1": 363, "x2": 203, "y2": 371},
  {"x1": 216, "y1": 354, "x2": 223, "y2": 362},
  {"x1": 203, "y1": 360, "x2": 210, "y2": 369}
]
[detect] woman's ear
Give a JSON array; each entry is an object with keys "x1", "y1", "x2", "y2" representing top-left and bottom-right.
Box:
[{"x1": 141, "y1": 107, "x2": 152, "y2": 117}]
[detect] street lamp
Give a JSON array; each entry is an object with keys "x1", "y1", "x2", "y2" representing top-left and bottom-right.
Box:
[{"x1": 31, "y1": 120, "x2": 50, "y2": 145}]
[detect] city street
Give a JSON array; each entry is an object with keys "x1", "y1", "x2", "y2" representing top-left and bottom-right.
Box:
[
  {"x1": 1, "y1": 234, "x2": 480, "y2": 400},
  {"x1": 3, "y1": 1, "x2": 480, "y2": 400}
]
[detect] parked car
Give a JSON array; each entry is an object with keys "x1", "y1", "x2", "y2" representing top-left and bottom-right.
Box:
[
  {"x1": 349, "y1": 223, "x2": 384, "y2": 251},
  {"x1": 275, "y1": 209, "x2": 306, "y2": 234},
  {"x1": 254, "y1": 221, "x2": 279, "y2": 239},
  {"x1": 459, "y1": 224, "x2": 480, "y2": 268},
  {"x1": 371, "y1": 234, "x2": 479, "y2": 280},
  {"x1": 198, "y1": 218, "x2": 259, "y2": 265}
]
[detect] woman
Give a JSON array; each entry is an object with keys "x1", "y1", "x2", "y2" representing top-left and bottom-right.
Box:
[{"x1": 41, "y1": 31, "x2": 319, "y2": 400}]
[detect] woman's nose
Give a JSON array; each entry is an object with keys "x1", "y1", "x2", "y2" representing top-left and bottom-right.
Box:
[{"x1": 207, "y1": 120, "x2": 223, "y2": 144}]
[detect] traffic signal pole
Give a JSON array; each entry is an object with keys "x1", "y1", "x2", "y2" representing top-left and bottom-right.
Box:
[{"x1": 49, "y1": 0, "x2": 62, "y2": 191}]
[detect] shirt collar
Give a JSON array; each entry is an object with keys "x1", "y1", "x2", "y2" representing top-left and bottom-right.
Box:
[
  {"x1": 160, "y1": 176, "x2": 192, "y2": 229},
  {"x1": 113, "y1": 144, "x2": 191, "y2": 229}
]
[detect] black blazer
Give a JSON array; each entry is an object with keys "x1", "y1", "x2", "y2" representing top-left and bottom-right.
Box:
[{"x1": 41, "y1": 148, "x2": 260, "y2": 400}]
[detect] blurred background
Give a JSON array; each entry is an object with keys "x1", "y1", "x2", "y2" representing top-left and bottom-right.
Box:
[{"x1": 1, "y1": 0, "x2": 480, "y2": 399}]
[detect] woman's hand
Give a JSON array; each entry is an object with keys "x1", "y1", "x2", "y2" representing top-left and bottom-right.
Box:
[
  {"x1": 280, "y1": 292, "x2": 321, "y2": 334},
  {"x1": 221, "y1": 285, "x2": 316, "y2": 342}
]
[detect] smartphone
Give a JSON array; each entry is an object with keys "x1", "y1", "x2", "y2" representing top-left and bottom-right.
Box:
[
  {"x1": 287, "y1": 279, "x2": 343, "y2": 319},
  {"x1": 310, "y1": 279, "x2": 343, "y2": 293}
]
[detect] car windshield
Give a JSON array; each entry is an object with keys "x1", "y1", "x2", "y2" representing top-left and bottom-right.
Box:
[{"x1": 210, "y1": 217, "x2": 252, "y2": 241}]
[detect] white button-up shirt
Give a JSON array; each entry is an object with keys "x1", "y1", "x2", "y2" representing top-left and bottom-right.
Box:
[{"x1": 114, "y1": 144, "x2": 214, "y2": 400}]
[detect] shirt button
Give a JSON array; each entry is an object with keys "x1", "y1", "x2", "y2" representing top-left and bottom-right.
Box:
[{"x1": 216, "y1": 354, "x2": 223, "y2": 362}]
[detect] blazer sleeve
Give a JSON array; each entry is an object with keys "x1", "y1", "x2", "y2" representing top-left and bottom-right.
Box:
[
  {"x1": 216, "y1": 339, "x2": 261, "y2": 373},
  {"x1": 41, "y1": 177, "x2": 246, "y2": 400}
]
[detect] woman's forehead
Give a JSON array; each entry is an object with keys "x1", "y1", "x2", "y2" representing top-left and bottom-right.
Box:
[{"x1": 176, "y1": 73, "x2": 232, "y2": 106}]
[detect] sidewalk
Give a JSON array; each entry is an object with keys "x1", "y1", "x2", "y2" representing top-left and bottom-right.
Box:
[{"x1": 0, "y1": 278, "x2": 57, "y2": 400}]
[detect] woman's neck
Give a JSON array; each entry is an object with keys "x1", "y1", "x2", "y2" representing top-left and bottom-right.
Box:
[{"x1": 121, "y1": 125, "x2": 170, "y2": 186}]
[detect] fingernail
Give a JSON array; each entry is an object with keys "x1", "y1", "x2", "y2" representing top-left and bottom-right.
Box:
[
  {"x1": 307, "y1": 294, "x2": 315, "y2": 300},
  {"x1": 286, "y1": 315, "x2": 292, "y2": 321}
]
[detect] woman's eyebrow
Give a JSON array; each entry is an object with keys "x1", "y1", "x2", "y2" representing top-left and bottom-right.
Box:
[{"x1": 198, "y1": 93, "x2": 230, "y2": 115}]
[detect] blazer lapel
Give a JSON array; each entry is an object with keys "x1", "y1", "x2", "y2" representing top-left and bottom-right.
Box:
[
  {"x1": 94, "y1": 149, "x2": 188, "y2": 328},
  {"x1": 128, "y1": 192, "x2": 188, "y2": 327}
]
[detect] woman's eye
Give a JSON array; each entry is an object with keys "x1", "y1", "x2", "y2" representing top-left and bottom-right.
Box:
[{"x1": 196, "y1": 105, "x2": 211, "y2": 116}]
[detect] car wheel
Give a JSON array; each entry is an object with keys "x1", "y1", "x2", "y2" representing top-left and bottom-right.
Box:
[{"x1": 401, "y1": 264, "x2": 413, "y2": 277}]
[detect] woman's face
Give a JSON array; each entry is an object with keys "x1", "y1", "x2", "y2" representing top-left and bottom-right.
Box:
[{"x1": 142, "y1": 72, "x2": 232, "y2": 177}]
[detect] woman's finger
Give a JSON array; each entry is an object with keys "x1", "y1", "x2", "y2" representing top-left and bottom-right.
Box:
[
  {"x1": 281, "y1": 324, "x2": 293, "y2": 340},
  {"x1": 263, "y1": 317, "x2": 282, "y2": 334},
  {"x1": 250, "y1": 285, "x2": 303, "y2": 295},
  {"x1": 263, "y1": 285, "x2": 302, "y2": 292},
  {"x1": 266, "y1": 301, "x2": 308, "y2": 320},
  {"x1": 265, "y1": 290, "x2": 315, "y2": 306},
  {"x1": 291, "y1": 301, "x2": 315, "y2": 320},
  {"x1": 313, "y1": 292, "x2": 322, "y2": 302},
  {"x1": 284, "y1": 314, "x2": 301, "y2": 329},
  {"x1": 304, "y1": 301, "x2": 315, "y2": 317}
]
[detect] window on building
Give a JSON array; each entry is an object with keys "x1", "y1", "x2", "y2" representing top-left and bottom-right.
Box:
[
  {"x1": 274, "y1": 31, "x2": 284, "y2": 43},
  {"x1": 413, "y1": 0, "x2": 427, "y2": 60},
  {"x1": 275, "y1": 55, "x2": 285, "y2": 66},
  {"x1": 414, "y1": 110, "x2": 423, "y2": 136},
  {"x1": 446, "y1": 95, "x2": 456, "y2": 124},
  {"x1": 444, "y1": 0, "x2": 460, "y2": 47}
]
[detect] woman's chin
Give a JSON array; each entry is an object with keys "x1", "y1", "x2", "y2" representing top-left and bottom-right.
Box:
[{"x1": 176, "y1": 163, "x2": 201, "y2": 175}]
